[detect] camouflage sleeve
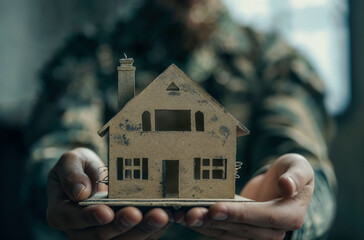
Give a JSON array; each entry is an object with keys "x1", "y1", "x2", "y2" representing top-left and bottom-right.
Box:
[
  {"x1": 23, "y1": 34, "x2": 107, "y2": 239},
  {"x1": 249, "y1": 34, "x2": 337, "y2": 239},
  {"x1": 27, "y1": 35, "x2": 107, "y2": 161},
  {"x1": 26, "y1": 34, "x2": 108, "y2": 177}
]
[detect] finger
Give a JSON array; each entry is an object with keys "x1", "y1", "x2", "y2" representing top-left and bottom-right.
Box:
[
  {"x1": 186, "y1": 207, "x2": 286, "y2": 240},
  {"x1": 209, "y1": 196, "x2": 312, "y2": 231},
  {"x1": 47, "y1": 170, "x2": 114, "y2": 230},
  {"x1": 76, "y1": 148, "x2": 108, "y2": 194},
  {"x1": 240, "y1": 174, "x2": 265, "y2": 200},
  {"x1": 143, "y1": 210, "x2": 173, "y2": 240},
  {"x1": 202, "y1": 220, "x2": 286, "y2": 240},
  {"x1": 113, "y1": 208, "x2": 169, "y2": 240},
  {"x1": 47, "y1": 201, "x2": 114, "y2": 230},
  {"x1": 190, "y1": 227, "x2": 248, "y2": 240},
  {"x1": 184, "y1": 207, "x2": 209, "y2": 227},
  {"x1": 52, "y1": 148, "x2": 105, "y2": 202},
  {"x1": 67, "y1": 207, "x2": 142, "y2": 240},
  {"x1": 276, "y1": 154, "x2": 314, "y2": 198}
]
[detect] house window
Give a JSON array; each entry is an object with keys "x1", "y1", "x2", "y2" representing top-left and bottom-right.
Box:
[
  {"x1": 117, "y1": 157, "x2": 148, "y2": 180},
  {"x1": 142, "y1": 111, "x2": 151, "y2": 131},
  {"x1": 194, "y1": 157, "x2": 226, "y2": 180},
  {"x1": 195, "y1": 111, "x2": 204, "y2": 131},
  {"x1": 155, "y1": 110, "x2": 191, "y2": 131}
]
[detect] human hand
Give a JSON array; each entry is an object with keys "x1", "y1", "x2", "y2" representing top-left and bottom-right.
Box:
[
  {"x1": 47, "y1": 147, "x2": 170, "y2": 240},
  {"x1": 184, "y1": 153, "x2": 314, "y2": 240}
]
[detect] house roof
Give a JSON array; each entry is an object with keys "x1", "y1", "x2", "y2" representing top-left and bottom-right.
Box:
[{"x1": 98, "y1": 64, "x2": 249, "y2": 137}]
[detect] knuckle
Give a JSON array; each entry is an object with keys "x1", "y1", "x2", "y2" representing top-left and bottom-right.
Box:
[
  {"x1": 54, "y1": 151, "x2": 79, "y2": 173},
  {"x1": 65, "y1": 172, "x2": 80, "y2": 184},
  {"x1": 239, "y1": 212, "x2": 246, "y2": 222},
  {"x1": 59, "y1": 151, "x2": 78, "y2": 165},
  {"x1": 236, "y1": 212, "x2": 245, "y2": 222},
  {"x1": 60, "y1": 172, "x2": 84, "y2": 192},
  {"x1": 228, "y1": 204, "x2": 244, "y2": 222}
]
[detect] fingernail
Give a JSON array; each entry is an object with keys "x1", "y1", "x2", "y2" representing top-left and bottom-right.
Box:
[
  {"x1": 190, "y1": 218, "x2": 203, "y2": 227},
  {"x1": 72, "y1": 183, "x2": 86, "y2": 201},
  {"x1": 93, "y1": 212, "x2": 105, "y2": 224},
  {"x1": 120, "y1": 216, "x2": 134, "y2": 227},
  {"x1": 287, "y1": 177, "x2": 298, "y2": 196},
  {"x1": 147, "y1": 218, "x2": 160, "y2": 227},
  {"x1": 213, "y1": 212, "x2": 227, "y2": 220}
]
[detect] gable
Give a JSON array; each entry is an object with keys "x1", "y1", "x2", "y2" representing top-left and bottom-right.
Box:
[{"x1": 98, "y1": 64, "x2": 249, "y2": 137}]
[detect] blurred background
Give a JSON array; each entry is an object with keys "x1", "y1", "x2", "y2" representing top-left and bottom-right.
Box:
[{"x1": 0, "y1": 0, "x2": 363, "y2": 239}]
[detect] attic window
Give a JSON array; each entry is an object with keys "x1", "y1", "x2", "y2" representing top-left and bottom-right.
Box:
[
  {"x1": 195, "y1": 111, "x2": 204, "y2": 131},
  {"x1": 155, "y1": 110, "x2": 191, "y2": 131},
  {"x1": 166, "y1": 82, "x2": 180, "y2": 91},
  {"x1": 142, "y1": 111, "x2": 151, "y2": 131}
]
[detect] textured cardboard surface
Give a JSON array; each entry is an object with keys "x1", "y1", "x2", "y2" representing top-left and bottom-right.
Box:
[
  {"x1": 96, "y1": 57, "x2": 249, "y2": 201},
  {"x1": 80, "y1": 192, "x2": 253, "y2": 208}
]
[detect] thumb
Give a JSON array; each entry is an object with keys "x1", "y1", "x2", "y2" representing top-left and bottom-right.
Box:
[
  {"x1": 276, "y1": 154, "x2": 314, "y2": 198},
  {"x1": 51, "y1": 148, "x2": 105, "y2": 202}
]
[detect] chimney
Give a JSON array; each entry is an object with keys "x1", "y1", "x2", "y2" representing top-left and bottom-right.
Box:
[{"x1": 117, "y1": 54, "x2": 136, "y2": 110}]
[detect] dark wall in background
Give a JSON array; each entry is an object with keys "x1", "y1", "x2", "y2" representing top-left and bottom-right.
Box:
[
  {"x1": 0, "y1": 127, "x2": 28, "y2": 239},
  {"x1": 0, "y1": 0, "x2": 133, "y2": 125},
  {"x1": 329, "y1": 0, "x2": 364, "y2": 238}
]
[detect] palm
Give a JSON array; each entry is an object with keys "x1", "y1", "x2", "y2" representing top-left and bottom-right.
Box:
[
  {"x1": 241, "y1": 155, "x2": 309, "y2": 202},
  {"x1": 241, "y1": 171, "x2": 281, "y2": 201},
  {"x1": 184, "y1": 154, "x2": 315, "y2": 240}
]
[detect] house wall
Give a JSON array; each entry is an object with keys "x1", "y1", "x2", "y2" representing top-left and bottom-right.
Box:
[{"x1": 107, "y1": 67, "x2": 240, "y2": 199}]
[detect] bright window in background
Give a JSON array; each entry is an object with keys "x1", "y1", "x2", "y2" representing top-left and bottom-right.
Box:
[{"x1": 222, "y1": 0, "x2": 350, "y2": 115}]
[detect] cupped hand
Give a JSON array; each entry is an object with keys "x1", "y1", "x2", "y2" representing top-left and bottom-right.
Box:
[
  {"x1": 47, "y1": 147, "x2": 170, "y2": 240},
  {"x1": 184, "y1": 153, "x2": 314, "y2": 240}
]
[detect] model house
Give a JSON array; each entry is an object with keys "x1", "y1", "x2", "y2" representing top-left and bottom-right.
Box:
[{"x1": 98, "y1": 57, "x2": 249, "y2": 199}]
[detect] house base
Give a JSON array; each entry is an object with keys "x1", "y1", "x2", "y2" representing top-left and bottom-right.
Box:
[{"x1": 79, "y1": 192, "x2": 253, "y2": 209}]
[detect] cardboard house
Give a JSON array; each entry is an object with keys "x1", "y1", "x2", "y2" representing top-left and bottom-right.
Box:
[{"x1": 98, "y1": 57, "x2": 249, "y2": 200}]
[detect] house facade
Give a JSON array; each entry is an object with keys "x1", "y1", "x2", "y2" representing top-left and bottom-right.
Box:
[{"x1": 98, "y1": 58, "x2": 249, "y2": 199}]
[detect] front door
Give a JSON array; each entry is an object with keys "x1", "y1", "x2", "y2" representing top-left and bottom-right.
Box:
[{"x1": 163, "y1": 160, "x2": 179, "y2": 198}]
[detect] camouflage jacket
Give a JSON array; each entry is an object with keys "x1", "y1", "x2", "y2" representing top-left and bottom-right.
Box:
[{"x1": 24, "y1": 1, "x2": 336, "y2": 239}]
